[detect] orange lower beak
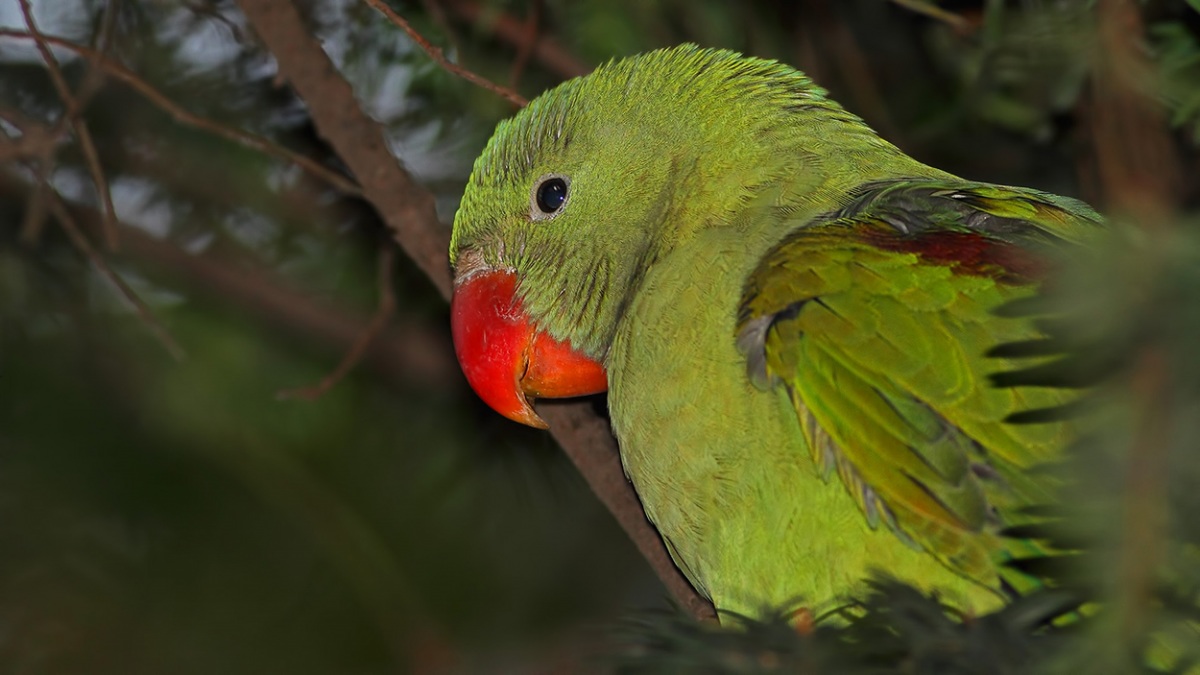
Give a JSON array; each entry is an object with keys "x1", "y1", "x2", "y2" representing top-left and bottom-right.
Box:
[{"x1": 450, "y1": 268, "x2": 607, "y2": 428}]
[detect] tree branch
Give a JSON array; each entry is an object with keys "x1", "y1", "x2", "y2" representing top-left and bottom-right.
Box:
[
  {"x1": 439, "y1": 0, "x2": 591, "y2": 79},
  {"x1": 45, "y1": 189, "x2": 187, "y2": 361},
  {"x1": 0, "y1": 29, "x2": 362, "y2": 197},
  {"x1": 18, "y1": 0, "x2": 119, "y2": 250},
  {"x1": 233, "y1": 0, "x2": 452, "y2": 297},
  {"x1": 233, "y1": 0, "x2": 714, "y2": 621},
  {"x1": 277, "y1": 243, "x2": 398, "y2": 401},
  {"x1": 888, "y1": 0, "x2": 971, "y2": 33},
  {"x1": 0, "y1": 169, "x2": 458, "y2": 392}
]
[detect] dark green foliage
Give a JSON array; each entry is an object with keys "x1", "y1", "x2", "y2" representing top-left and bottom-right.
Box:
[{"x1": 614, "y1": 581, "x2": 1085, "y2": 674}]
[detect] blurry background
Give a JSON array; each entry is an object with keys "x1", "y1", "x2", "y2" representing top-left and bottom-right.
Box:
[{"x1": 1, "y1": 1, "x2": 1199, "y2": 673}]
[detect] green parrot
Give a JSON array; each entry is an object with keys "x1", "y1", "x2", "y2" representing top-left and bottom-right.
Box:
[{"x1": 448, "y1": 45, "x2": 1102, "y2": 620}]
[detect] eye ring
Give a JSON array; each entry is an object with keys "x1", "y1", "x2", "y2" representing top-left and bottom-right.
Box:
[{"x1": 530, "y1": 174, "x2": 570, "y2": 221}]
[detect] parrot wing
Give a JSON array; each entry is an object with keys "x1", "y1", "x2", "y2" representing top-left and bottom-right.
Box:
[{"x1": 736, "y1": 179, "x2": 1103, "y2": 593}]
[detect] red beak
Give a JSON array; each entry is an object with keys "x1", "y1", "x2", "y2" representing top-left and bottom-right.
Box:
[{"x1": 450, "y1": 268, "x2": 607, "y2": 428}]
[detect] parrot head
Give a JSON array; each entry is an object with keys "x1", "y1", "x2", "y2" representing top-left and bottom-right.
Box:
[{"x1": 449, "y1": 45, "x2": 869, "y2": 427}]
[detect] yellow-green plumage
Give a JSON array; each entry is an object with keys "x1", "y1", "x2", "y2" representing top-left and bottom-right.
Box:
[
  {"x1": 450, "y1": 45, "x2": 1103, "y2": 620},
  {"x1": 737, "y1": 186, "x2": 1094, "y2": 603}
]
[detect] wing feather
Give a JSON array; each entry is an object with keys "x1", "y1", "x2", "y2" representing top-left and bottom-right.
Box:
[{"x1": 738, "y1": 179, "x2": 1102, "y2": 592}]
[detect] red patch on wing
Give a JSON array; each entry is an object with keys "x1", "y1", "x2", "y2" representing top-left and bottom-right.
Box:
[{"x1": 863, "y1": 228, "x2": 1048, "y2": 283}]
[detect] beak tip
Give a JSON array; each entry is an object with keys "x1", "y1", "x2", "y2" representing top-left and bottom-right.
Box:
[{"x1": 510, "y1": 393, "x2": 550, "y2": 430}]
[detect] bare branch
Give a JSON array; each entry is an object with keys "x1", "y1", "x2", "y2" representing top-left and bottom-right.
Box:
[
  {"x1": 3, "y1": 10, "x2": 173, "y2": 346},
  {"x1": 18, "y1": 0, "x2": 120, "y2": 251},
  {"x1": 277, "y1": 244, "x2": 398, "y2": 401},
  {"x1": 418, "y1": 0, "x2": 462, "y2": 61},
  {"x1": 0, "y1": 29, "x2": 363, "y2": 197},
  {"x1": 234, "y1": 0, "x2": 714, "y2": 620},
  {"x1": 233, "y1": 0, "x2": 452, "y2": 297},
  {"x1": 440, "y1": 0, "x2": 590, "y2": 79},
  {"x1": 44, "y1": 189, "x2": 186, "y2": 361},
  {"x1": 888, "y1": 0, "x2": 972, "y2": 33},
  {"x1": 1, "y1": 111, "x2": 68, "y2": 242},
  {"x1": 19, "y1": 160, "x2": 51, "y2": 243},
  {"x1": 361, "y1": 0, "x2": 528, "y2": 107},
  {"x1": 540, "y1": 401, "x2": 718, "y2": 622},
  {"x1": 0, "y1": 168, "x2": 459, "y2": 390},
  {"x1": 70, "y1": 0, "x2": 121, "y2": 110},
  {"x1": 0, "y1": 105, "x2": 43, "y2": 134},
  {"x1": 182, "y1": 0, "x2": 247, "y2": 43}
]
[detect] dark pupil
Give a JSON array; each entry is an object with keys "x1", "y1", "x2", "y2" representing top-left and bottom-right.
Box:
[{"x1": 536, "y1": 178, "x2": 567, "y2": 213}]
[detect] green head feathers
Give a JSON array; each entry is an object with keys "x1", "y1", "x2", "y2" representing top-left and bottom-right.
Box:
[{"x1": 450, "y1": 44, "x2": 915, "y2": 359}]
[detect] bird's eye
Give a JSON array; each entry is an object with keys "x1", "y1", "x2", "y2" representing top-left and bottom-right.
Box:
[{"x1": 531, "y1": 175, "x2": 569, "y2": 220}]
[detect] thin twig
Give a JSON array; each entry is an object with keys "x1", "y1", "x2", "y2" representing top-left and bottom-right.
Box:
[
  {"x1": 440, "y1": 0, "x2": 590, "y2": 79},
  {"x1": 0, "y1": 29, "x2": 363, "y2": 197},
  {"x1": 2, "y1": 113, "x2": 62, "y2": 242},
  {"x1": 1, "y1": 167, "x2": 458, "y2": 390},
  {"x1": 70, "y1": 0, "x2": 120, "y2": 110},
  {"x1": 19, "y1": 159, "x2": 51, "y2": 244},
  {"x1": 0, "y1": 105, "x2": 56, "y2": 151},
  {"x1": 277, "y1": 244, "x2": 397, "y2": 401},
  {"x1": 888, "y1": 0, "x2": 972, "y2": 33},
  {"x1": 19, "y1": 0, "x2": 120, "y2": 251},
  {"x1": 94, "y1": 0, "x2": 120, "y2": 50},
  {"x1": 234, "y1": 0, "x2": 452, "y2": 297},
  {"x1": 361, "y1": 0, "x2": 528, "y2": 107},
  {"x1": 183, "y1": 0, "x2": 247, "y2": 43},
  {"x1": 0, "y1": 105, "x2": 44, "y2": 134},
  {"x1": 418, "y1": 0, "x2": 462, "y2": 63},
  {"x1": 45, "y1": 190, "x2": 187, "y2": 361}
]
